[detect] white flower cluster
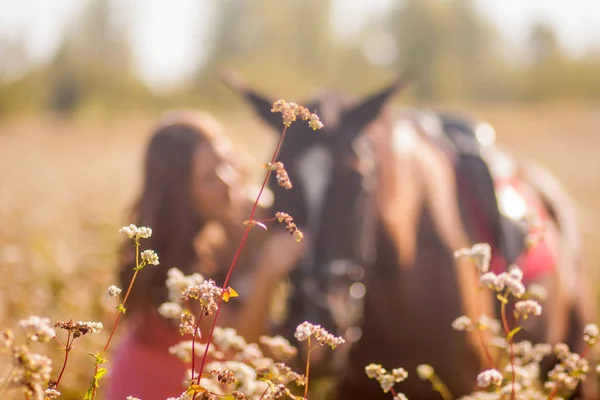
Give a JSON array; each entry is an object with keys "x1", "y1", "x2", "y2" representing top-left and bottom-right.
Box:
[
  {"x1": 480, "y1": 266, "x2": 525, "y2": 297},
  {"x1": 18, "y1": 315, "x2": 56, "y2": 342},
  {"x1": 294, "y1": 321, "x2": 345, "y2": 349},
  {"x1": 107, "y1": 285, "x2": 122, "y2": 298},
  {"x1": 141, "y1": 249, "x2": 159, "y2": 266},
  {"x1": 454, "y1": 243, "x2": 491, "y2": 273},
  {"x1": 476, "y1": 368, "x2": 504, "y2": 388},
  {"x1": 365, "y1": 363, "x2": 408, "y2": 394},
  {"x1": 119, "y1": 224, "x2": 152, "y2": 239}
]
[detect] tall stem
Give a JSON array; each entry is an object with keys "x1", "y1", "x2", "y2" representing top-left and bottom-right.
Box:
[
  {"x1": 193, "y1": 126, "x2": 290, "y2": 399},
  {"x1": 500, "y1": 293, "x2": 515, "y2": 400},
  {"x1": 303, "y1": 338, "x2": 312, "y2": 400}
]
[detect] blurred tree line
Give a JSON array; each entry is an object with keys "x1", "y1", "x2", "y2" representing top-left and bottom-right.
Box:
[{"x1": 1, "y1": 0, "x2": 600, "y2": 117}]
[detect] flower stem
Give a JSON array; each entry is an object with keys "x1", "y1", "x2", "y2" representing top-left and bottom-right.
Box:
[
  {"x1": 304, "y1": 338, "x2": 312, "y2": 400},
  {"x1": 91, "y1": 239, "x2": 142, "y2": 400},
  {"x1": 193, "y1": 126, "x2": 290, "y2": 399},
  {"x1": 500, "y1": 291, "x2": 516, "y2": 400},
  {"x1": 54, "y1": 331, "x2": 73, "y2": 388},
  {"x1": 190, "y1": 314, "x2": 204, "y2": 381}
]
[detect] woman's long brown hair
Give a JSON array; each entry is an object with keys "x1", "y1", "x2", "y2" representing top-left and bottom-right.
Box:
[{"x1": 118, "y1": 115, "x2": 216, "y2": 315}]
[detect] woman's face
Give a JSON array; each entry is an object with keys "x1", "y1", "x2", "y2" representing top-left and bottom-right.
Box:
[{"x1": 190, "y1": 137, "x2": 244, "y2": 222}]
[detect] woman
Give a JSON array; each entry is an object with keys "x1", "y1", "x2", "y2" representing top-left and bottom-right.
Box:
[{"x1": 105, "y1": 110, "x2": 305, "y2": 400}]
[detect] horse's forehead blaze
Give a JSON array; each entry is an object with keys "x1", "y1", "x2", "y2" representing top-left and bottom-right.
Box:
[{"x1": 293, "y1": 144, "x2": 335, "y2": 232}]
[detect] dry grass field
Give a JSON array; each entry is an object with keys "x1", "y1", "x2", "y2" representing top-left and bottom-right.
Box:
[{"x1": 0, "y1": 101, "x2": 599, "y2": 399}]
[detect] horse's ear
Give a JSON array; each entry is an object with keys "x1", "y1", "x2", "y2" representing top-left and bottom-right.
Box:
[
  {"x1": 343, "y1": 69, "x2": 417, "y2": 137},
  {"x1": 220, "y1": 68, "x2": 283, "y2": 132}
]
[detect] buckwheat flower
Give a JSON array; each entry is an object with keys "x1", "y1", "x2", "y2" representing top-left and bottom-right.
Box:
[
  {"x1": 378, "y1": 374, "x2": 397, "y2": 393},
  {"x1": 267, "y1": 161, "x2": 293, "y2": 190},
  {"x1": 271, "y1": 99, "x2": 323, "y2": 131},
  {"x1": 454, "y1": 243, "x2": 491, "y2": 273},
  {"x1": 583, "y1": 323, "x2": 599, "y2": 346},
  {"x1": 166, "y1": 393, "x2": 194, "y2": 400},
  {"x1": 158, "y1": 302, "x2": 183, "y2": 319},
  {"x1": 308, "y1": 113, "x2": 324, "y2": 130},
  {"x1": 205, "y1": 360, "x2": 267, "y2": 397},
  {"x1": 119, "y1": 224, "x2": 153, "y2": 240},
  {"x1": 126, "y1": 397, "x2": 141, "y2": 400},
  {"x1": 107, "y1": 285, "x2": 121, "y2": 298},
  {"x1": 181, "y1": 279, "x2": 223, "y2": 316},
  {"x1": 18, "y1": 316, "x2": 56, "y2": 343},
  {"x1": 293, "y1": 321, "x2": 345, "y2": 349},
  {"x1": 269, "y1": 363, "x2": 304, "y2": 386},
  {"x1": 214, "y1": 368, "x2": 237, "y2": 385},
  {"x1": 417, "y1": 364, "x2": 434, "y2": 380},
  {"x1": 236, "y1": 343, "x2": 264, "y2": 362},
  {"x1": 504, "y1": 363, "x2": 538, "y2": 387},
  {"x1": 500, "y1": 382, "x2": 522, "y2": 396},
  {"x1": 169, "y1": 341, "x2": 194, "y2": 363},
  {"x1": 477, "y1": 314, "x2": 501, "y2": 335},
  {"x1": 532, "y1": 343, "x2": 552, "y2": 362},
  {"x1": 294, "y1": 321, "x2": 316, "y2": 342},
  {"x1": 165, "y1": 267, "x2": 204, "y2": 303},
  {"x1": 119, "y1": 224, "x2": 138, "y2": 239},
  {"x1": 508, "y1": 266, "x2": 523, "y2": 281},
  {"x1": 11, "y1": 346, "x2": 53, "y2": 400},
  {"x1": 212, "y1": 327, "x2": 247, "y2": 352},
  {"x1": 548, "y1": 365, "x2": 580, "y2": 391},
  {"x1": 137, "y1": 226, "x2": 152, "y2": 239},
  {"x1": 452, "y1": 315, "x2": 474, "y2": 331},
  {"x1": 45, "y1": 388, "x2": 61, "y2": 399},
  {"x1": 480, "y1": 272, "x2": 504, "y2": 292},
  {"x1": 365, "y1": 364, "x2": 386, "y2": 380},
  {"x1": 271, "y1": 100, "x2": 297, "y2": 126},
  {"x1": 477, "y1": 369, "x2": 503, "y2": 388},
  {"x1": 141, "y1": 249, "x2": 159, "y2": 266},
  {"x1": 526, "y1": 283, "x2": 548, "y2": 301},
  {"x1": 179, "y1": 313, "x2": 196, "y2": 336},
  {"x1": 1, "y1": 329, "x2": 14, "y2": 349},
  {"x1": 500, "y1": 268, "x2": 525, "y2": 298},
  {"x1": 392, "y1": 368, "x2": 408, "y2": 382},
  {"x1": 169, "y1": 340, "x2": 208, "y2": 363},
  {"x1": 554, "y1": 343, "x2": 570, "y2": 360},
  {"x1": 393, "y1": 394, "x2": 409, "y2": 400},
  {"x1": 365, "y1": 365, "x2": 408, "y2": 394},
  {"x1": 514, "y1": 300, "x2": 543, "y2": 319},
  {"x1": 55, "y1": 320, "x2": 102, "y2": 338},
  {"x1": 513, "y1": 340, "x2": 533, "y2": 357},
  {"x1": 275, "y1": 212, "x2": 304, "y2": 242},
  {"x1": 259, "y1": 335, "x2": 298, "y2": 360}
]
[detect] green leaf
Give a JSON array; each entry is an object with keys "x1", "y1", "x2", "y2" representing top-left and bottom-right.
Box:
[
  {"x1": 95, "y1": 368, "x2": 108, "y2": 379},
  {"x1": 506, "y1": 326, "x2": 522, "y2": 341},
  {"x1": 496, "y1": 294, "x2": 508, "y2": 304}
]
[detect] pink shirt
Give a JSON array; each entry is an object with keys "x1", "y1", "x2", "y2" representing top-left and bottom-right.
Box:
[{"x1": 105, "y1": 310, "x2": 204, "y2": 400}]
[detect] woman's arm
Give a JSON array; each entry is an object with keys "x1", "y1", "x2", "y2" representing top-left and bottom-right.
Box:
[{"x1": 199, "y1": 231, "x2": 307, "y2": 344}]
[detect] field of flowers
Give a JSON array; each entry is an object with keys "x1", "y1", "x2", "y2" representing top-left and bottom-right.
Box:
[{"x1": 0, "y1": 101, "x2": 599, "y2": 399}]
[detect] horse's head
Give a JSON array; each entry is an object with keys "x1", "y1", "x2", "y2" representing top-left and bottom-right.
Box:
[{"x1": 224, "y1": 70, "x2": 414, "y2": 370}]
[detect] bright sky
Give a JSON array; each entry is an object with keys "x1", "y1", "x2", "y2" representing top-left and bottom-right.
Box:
[{"x1": 1, "y1": 0, "x2": 599, "y2": 91}]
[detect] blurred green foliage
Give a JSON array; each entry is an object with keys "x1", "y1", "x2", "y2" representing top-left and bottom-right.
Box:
[{"x1": 1, "y1": 0, "x2": 600, "y2": 118}]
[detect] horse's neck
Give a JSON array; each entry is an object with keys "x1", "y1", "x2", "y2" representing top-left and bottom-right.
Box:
[{"x1": 376, "y1": 118, "x2": 473, "y2": 270}]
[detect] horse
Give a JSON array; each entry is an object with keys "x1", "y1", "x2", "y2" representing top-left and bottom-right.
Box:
[{"x1": 221, "y1": 70, "x2": 597, "y2": 399}]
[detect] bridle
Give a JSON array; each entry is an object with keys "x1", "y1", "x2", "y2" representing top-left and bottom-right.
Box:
[{"x1": 291, "y1": 133, "x2": 381, "y2": 373}]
